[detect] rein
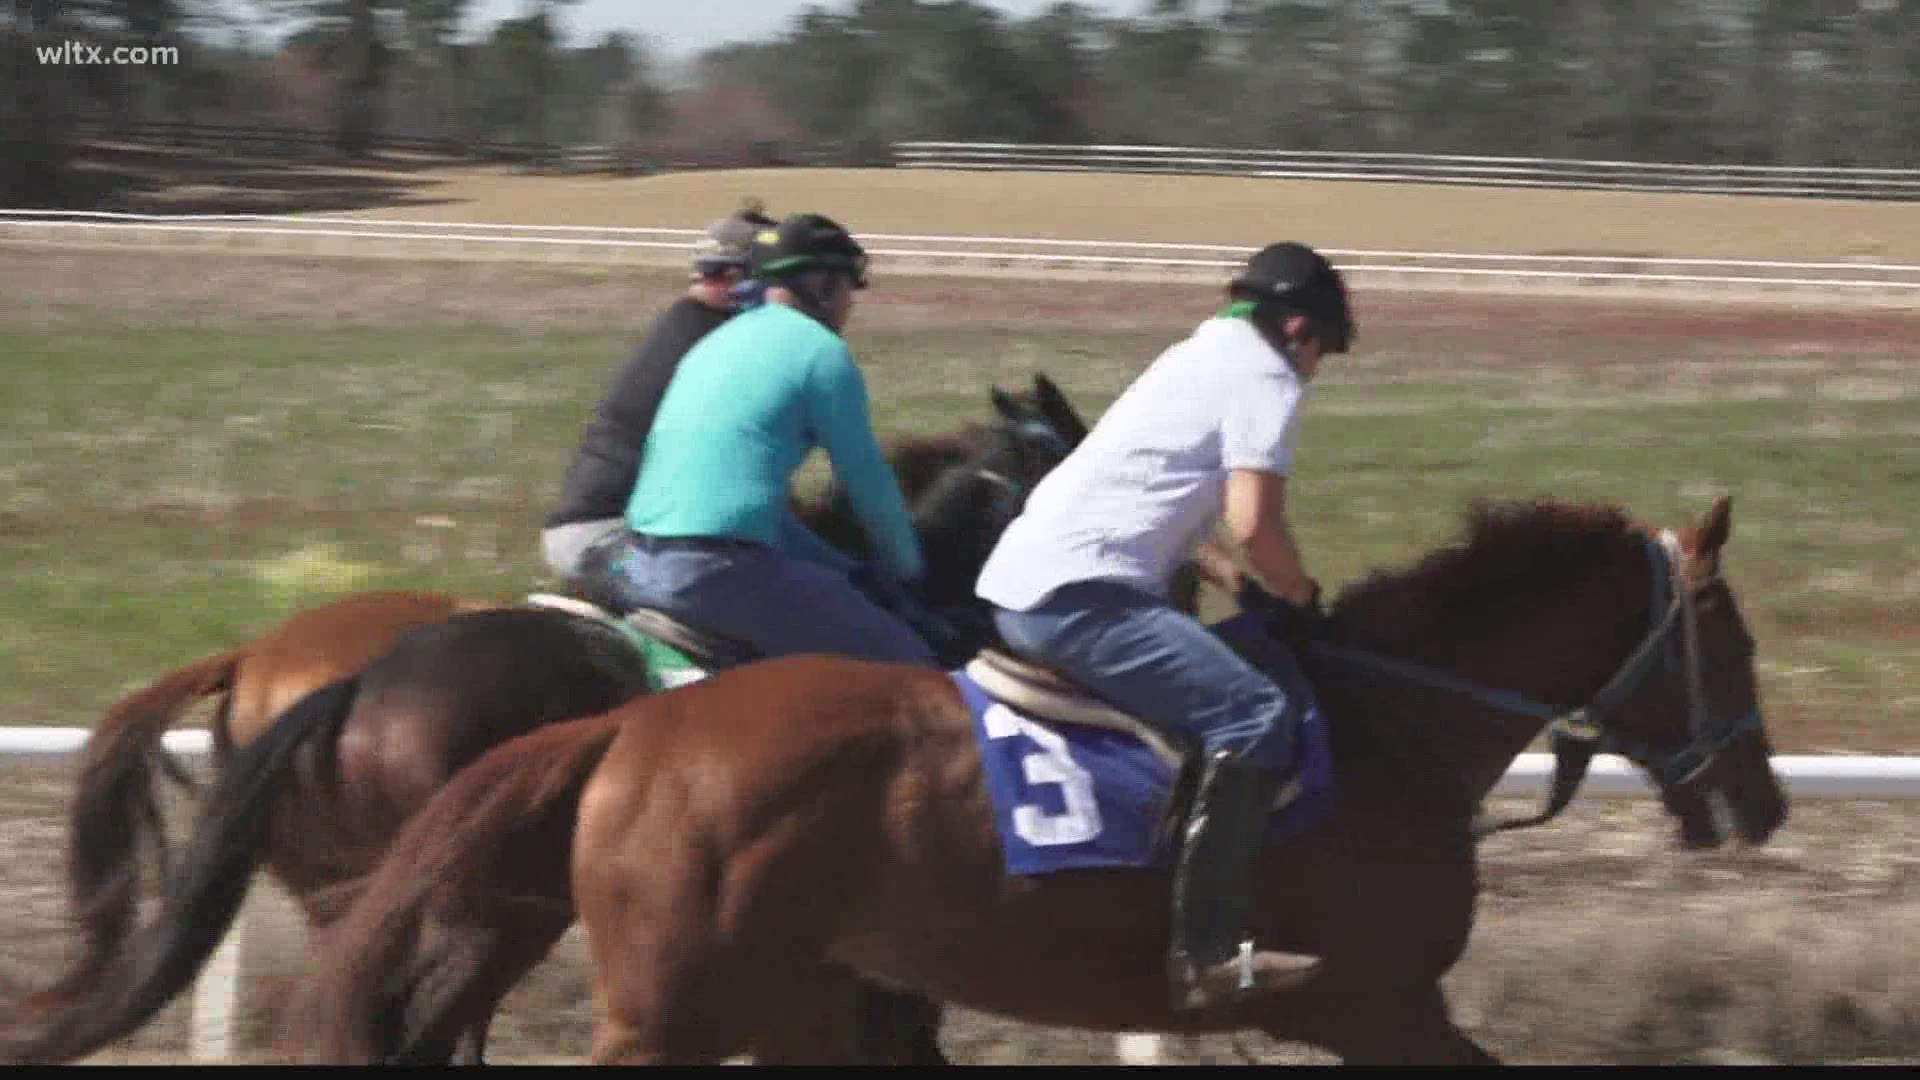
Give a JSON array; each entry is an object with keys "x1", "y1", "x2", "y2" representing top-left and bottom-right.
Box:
[{"x1": 1303, "y1": 529, "x2": 1763, "y2": 838}]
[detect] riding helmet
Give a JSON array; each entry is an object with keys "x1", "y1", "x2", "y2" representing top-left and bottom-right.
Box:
[
  {"x1": 755, "y1": 212, "x2": 871, "y2": 290},
  {"x1": 1230, "y1": 241, "x2": 1356, "y2": 353},
  {"x1": 691, "y1": 199, "x2": 777, "y2": 277}
]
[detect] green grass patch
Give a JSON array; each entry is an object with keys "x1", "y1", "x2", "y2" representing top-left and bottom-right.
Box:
[{"x1": 2, "y1": 322, "x2": 1914, "y2": 749}]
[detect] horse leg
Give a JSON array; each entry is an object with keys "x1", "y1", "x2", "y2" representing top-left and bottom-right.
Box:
[
  {"x1": 581, "y1": 848, "x2": 747, "y2": 1065},
  {"x1": 853, "y1": 984, "x2": 949, "y2": 1064},
  {"x1": 1291, "y1": 980, "x2": 1499, "y2": 1066},
  {"x1": 453, "y1": 1021, "x2": 490, "y2": 1066},
  {"x1": 586, "y1": 940, "x2": 748, "y2": 1066},
  {"x1": 747, "y1": 966, "x2": 867, "y2": 1065}
]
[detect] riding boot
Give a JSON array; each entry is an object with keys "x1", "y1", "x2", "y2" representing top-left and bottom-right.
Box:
[{"x1": 1168, "y1": 749, "x2": 1320, "y2": 1010}]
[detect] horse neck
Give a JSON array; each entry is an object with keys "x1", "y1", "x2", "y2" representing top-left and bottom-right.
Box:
[
  {"x1": 1321, "y1": 537, "x2": 1654, "y2": 816},
  {"x1": 910, "y1": 436, "x2": 1019, "y2": 607}
]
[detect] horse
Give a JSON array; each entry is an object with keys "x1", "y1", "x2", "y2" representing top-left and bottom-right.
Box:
[
  {"x1": 0, "y1": 374, "x2": 1107, "y2": 1066},
  {"x1": 50, "y1": 371, "x2": 1102, "y2": 976},
  {"x1": 278, "y1": 495, "x2": 1788, "y2": 1064}
]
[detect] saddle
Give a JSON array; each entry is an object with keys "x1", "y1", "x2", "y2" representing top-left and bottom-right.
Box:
[
  {"x1": 964, "y1": 649, "x2": 1195, "y2": 771},
  {"x1": 524, "y1": 593, "x2": 759, "y2": 672}
]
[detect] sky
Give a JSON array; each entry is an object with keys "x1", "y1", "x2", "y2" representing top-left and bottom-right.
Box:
[{"x1": 465, "y1": 0, "x2": 1142, "y2": 57}]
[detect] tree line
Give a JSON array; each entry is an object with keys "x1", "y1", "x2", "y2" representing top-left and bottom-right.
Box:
[{"x1": 6, "y1": 1, "x2": 1918, "y2": 204}]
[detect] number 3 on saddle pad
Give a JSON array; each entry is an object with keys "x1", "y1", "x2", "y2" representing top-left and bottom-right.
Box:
[
  {"x1": 952, "y1": 667, "x2": 1337, "y2": 878},
  {"x1": 982, "y1": 703, "x2": 1103, "y2": 847}
]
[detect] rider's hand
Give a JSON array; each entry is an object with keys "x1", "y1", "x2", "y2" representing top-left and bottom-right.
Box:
[
  {"x1": 1239, "y1": 578, "x2": 1328, "y2": 646},
  {"x1": 1294, "y1": 577, "x2": 1323, "y2": 615}
]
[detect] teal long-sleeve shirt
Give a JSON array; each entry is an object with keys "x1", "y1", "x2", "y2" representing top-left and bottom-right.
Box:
[{"x1": 624, "y1": 303, "x2": 926, "y2": 583}]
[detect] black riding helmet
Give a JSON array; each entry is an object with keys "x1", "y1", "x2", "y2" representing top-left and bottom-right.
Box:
[
  {"x1": 755, "y1": 212, "x2": 871, "y2": 291},
  {"x1": 1230, "y1": 242, "x2": 1356, "y2": 354}
]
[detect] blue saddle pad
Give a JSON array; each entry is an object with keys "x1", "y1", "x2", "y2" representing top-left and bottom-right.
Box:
[{"x1": 953, "y1": 624, "x2": 1337, "y2": 878}]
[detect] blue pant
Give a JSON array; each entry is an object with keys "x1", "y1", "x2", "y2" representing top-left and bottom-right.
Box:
[
  {"x1": 604, "y1": 533, "x2": 939, "y2": 667},
  {"x1": 991, "y1": 581, "x2": 1306, "y2": 776}
]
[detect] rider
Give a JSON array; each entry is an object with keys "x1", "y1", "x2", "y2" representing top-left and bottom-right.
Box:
[
  {"x1": 540, "y1": 200, "x2": 778, "y2": 608},
  {"x1": 973, "y1": 241, "x2": 1355, "y2": 1010},
  {"x1": 600, "y1": 211, "x2": 940, "y2": 665}
]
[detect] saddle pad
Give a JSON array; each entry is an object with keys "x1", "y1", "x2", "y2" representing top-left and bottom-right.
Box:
[
  {"x1": 952, "y1": 660, "x2": 1337, "y2": 878},
  {"x1": 523, "y1": 594, "x2": 709, "y2": 690}
]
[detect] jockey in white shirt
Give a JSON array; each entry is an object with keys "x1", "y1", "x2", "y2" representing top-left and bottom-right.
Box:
[{"x1": 975, "y1": 241, "x2": 1356, "y2": 1011}]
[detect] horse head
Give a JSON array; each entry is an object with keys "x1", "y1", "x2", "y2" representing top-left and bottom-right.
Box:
[
  {"x1": 1603, "y1": 496, "x2": 1788, "y2": 849},
  {"x1": 912, "y1": 376, "x2": 1084, "y2": 613},
  {"x1": 1315, "y1": 495, "x2": 1787, "y2": 852}
]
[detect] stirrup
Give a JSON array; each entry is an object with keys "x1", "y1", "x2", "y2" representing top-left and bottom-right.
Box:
[
  {"x1": 1167, "y1": 751, "x2": 1318, "y2": 1010},
  {"x1": 1172, "y1": 941, "x2": 1320, "y2": 1010}
]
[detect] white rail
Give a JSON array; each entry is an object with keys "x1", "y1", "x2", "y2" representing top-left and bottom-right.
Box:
[
  {"x1": 5, "y1": 728, "x2": 1915, "y2": 798},
  {"x1": 894, "y1": 141, "x2": 1920, "y2": 200},
  {"x1": 3, "y1": 211, "x2": 1917, "y2": 299}
]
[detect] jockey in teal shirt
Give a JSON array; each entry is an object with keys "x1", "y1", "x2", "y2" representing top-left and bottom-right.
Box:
[
  {"x1": 602, "y1": 213, "x2": 938, "y2": 665},
  {"x1": 624, "y1": 300, "x2": 923, "y2": 581}
]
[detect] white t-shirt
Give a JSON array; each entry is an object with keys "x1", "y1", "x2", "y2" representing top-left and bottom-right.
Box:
[{"x1": 976, "y1": 316, "x2": 1308, "y2": 611}]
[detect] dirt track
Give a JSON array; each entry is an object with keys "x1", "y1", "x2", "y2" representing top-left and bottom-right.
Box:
[{"x1": 0, "y1": 757, "x2": 1908, "y2": 1066}]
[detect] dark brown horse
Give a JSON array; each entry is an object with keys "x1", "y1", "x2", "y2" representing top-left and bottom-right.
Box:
[
  {"x1": 3, "y1": 375, "x2": 1130, "y2": 1065},
  {"x1": 280, "y1": 495, "x2": 1788, "y2": 1064}
]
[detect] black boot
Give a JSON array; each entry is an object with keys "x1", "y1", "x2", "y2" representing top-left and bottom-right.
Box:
[{"x1": 1168, "y1": 750, "x2": 1320, "y2": 1010}]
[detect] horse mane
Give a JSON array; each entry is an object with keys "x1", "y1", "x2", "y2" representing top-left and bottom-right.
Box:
[
  {"x1": 788, "y1": 428, "x2": 983, "y2": 524},
  {"x1": 1327, "y1": 498, "x2": 1640, "y2": 657},
  {"x1": 886, "y1": 428, "x2": 990, "y2": 497}
]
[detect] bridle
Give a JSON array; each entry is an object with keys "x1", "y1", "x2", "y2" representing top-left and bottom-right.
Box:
[
  {"x1": 1305, "y1": 528, "x2": 1765, "y2": 836},
  {"x1": 969, "y1": 416, "x2": 1072, "y2": 525}
]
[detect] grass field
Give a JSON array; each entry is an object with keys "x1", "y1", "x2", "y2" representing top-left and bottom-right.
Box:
[{"x1": 1, "y1": 248, "x2": 1915, "y2": 751}]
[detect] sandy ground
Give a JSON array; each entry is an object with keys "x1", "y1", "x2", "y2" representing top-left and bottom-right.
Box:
[
  {"x1": 68, "y1": 142, "x2": 1920, "y2": 259},
  {"x1": 0, "y1": 758, "x2": 1906, "y2": 1066}
]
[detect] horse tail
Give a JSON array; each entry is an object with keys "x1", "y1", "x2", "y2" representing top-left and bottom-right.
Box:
[
  {"x1": 288, "y1": 711, "x2": 626, "y2": 1063},
  {"x1": 0, "y1": 678, "x2": 359, "y2": 1064},
  {"x1": 36, "y1": 648, "x2": 244, "y2": 1021}
]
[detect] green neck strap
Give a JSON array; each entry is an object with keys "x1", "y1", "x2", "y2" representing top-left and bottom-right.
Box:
[{"x1": 1218, "y1": 299, "x2": 1260, "y2": 320}]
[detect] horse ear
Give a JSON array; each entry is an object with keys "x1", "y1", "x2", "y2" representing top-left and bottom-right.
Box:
[
  {"x1": 1031, "y1": 372, "x2": 1090, "y2": 445},
  {"x1": 1698, "y1": 495, "x2": 1733, "y2": 554},
  {"x1": 991, "y1": 385, "x2": 1023, "y2": 421}
]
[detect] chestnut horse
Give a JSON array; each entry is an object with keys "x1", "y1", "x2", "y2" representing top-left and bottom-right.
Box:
[
  {"x1": 281, "y1": 496, "x2": 1788, "y2": 1064},
  {"x1": 4, "y1": 376, "x2": 1125, "y2": 1065}
]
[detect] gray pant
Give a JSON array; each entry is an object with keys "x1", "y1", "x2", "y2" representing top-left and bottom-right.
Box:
[{"x1": 541, "y1": 518, "x2": 626, "y2": 582}]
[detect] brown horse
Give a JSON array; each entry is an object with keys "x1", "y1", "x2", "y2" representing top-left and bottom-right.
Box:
[
  {"x1": 280, "y1": 495, "x2": 1788, "y2": 1064},
  {"x1": 5, "y1": 375, "x2": 1130, "y2": 1065}
]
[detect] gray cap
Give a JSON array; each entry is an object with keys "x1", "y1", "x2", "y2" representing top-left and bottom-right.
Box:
[{"x1": 692, "y1": 202, "x2": 777, "y2": 275}]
